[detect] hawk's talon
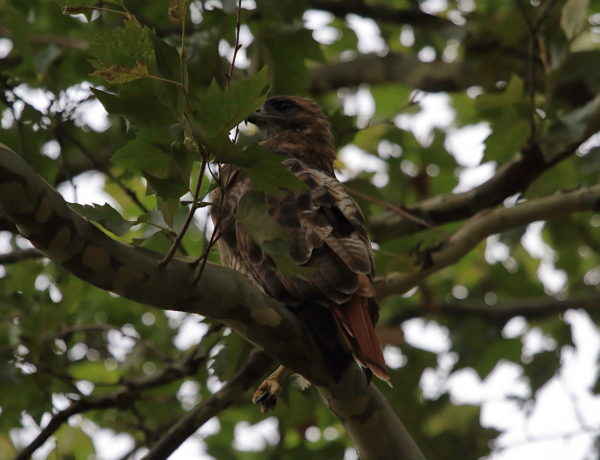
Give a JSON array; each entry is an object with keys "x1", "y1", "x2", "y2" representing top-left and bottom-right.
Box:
[{"x1": 252, "y1": 379, "x2": 281, "y2": 413}]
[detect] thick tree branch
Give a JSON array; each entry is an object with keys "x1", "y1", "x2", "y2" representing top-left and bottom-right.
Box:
[
  {"x1": 383, "y1": 293, "x2": 600, "y2": 325},
  {"x1": 0, "y1": 144, "x2": 424, "y2": 460},
  {"x1": 307, "y1": 0, "x2": 460, "y2": 31},
  {"x1": 310, "y1": 53, "x2": 480, "y2": 95},
  {"x1": 375, "y1": 184, "x2": 600, "y2": 298},
  {"x1": 0, "y1": 248, "x2": 42, "y2": 264},
  {"x1": 370, "y1": 96, "x2": 600, "y2": 242}
]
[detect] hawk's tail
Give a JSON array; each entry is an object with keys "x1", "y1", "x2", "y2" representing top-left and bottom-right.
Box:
[{"x1": 332, "y1": 293, "x2": 392, "y2": 387}]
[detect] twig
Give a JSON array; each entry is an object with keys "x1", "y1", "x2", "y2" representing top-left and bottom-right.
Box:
[
  {"x1": 375, "y1": 184, "x2": 600, "y2": 298},
  {"x1": 344, "y1": 185, "x2": 450, "y2": 239},
  {"x1": 0, "y1": 248, "x2": 42, "y2": 264},
  {"x1": 514, "y1": 0, "x2": 559, "y2": 144},
  {"x1": 192, "y1": 0, "x2": 244, "y2": 280},
  {"x1": 13, "y1": 330, "x2": 220, "y2": 460},
  {"x1": 159, "y1": 151, "x2": 207, "y2": 267},
  {"x1": 225, "y1": 0, "x2": 243, "y2": 86}
]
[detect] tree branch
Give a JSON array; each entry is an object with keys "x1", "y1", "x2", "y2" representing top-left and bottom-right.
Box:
[
  {"x1": 375, "y1": 184, "x2": 600, "y2": 298},
  {"x1": 14, "y1": 339, "x2": 211, "y2": 460},
  {"x1": 382, "y1": 293, "x2": 600, "y2": 325},
  {"x1": 144, "y1": 350, "x2": 273, "y2": 460},
  {"x1": 0, "y1": 143, "x2": 424, "y2": 460},
  {"x1": 370, "y1": 94, "x2": 600, "y2": 242},
  {"x1": 310, "y1": 53, "x2": 480, "y2": 95},
  {"x1": 307, "y1": 0, "x2": 460, "y2": 31},
  {"x1": 0, "y1": 248, "x2": 42, "y2": 264}
]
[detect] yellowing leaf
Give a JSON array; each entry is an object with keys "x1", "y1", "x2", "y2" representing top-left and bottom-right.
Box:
[{"x1": 90, "y1": 61, "x2": 150, "y2": 84}]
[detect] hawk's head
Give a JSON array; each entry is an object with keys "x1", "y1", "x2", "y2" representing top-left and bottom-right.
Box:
[{"x1": 248, "y1": 96, "x2": 336, "y2": 173}]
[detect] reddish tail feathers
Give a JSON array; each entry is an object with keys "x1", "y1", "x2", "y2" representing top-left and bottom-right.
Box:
[{"x1": 332, "y1": 286, "x2": 392, "y2": 387}]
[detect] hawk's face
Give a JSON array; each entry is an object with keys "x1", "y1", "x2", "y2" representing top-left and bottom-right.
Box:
[{"x1": 248, "y1": 96, "x2": 336, "y2": 173}]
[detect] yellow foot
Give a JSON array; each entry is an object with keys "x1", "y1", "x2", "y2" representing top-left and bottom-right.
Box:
[
  {"x1": 252, "y1": 365, "x2": 290, "y2": 413},
  {"x1": 252, "y1": 379, "x2": 282, "y2": 413}
]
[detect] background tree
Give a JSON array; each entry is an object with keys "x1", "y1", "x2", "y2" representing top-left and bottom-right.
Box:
[{"x1": 0, "y1": 0, "x2": 599, "y2": 459}]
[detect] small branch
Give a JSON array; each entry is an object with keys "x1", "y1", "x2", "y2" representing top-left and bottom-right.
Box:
[
  {"x1": 345, "y1": 185, "x2": 450, "y2": 239},
  {"x1": 144, "y1": 350, "x2": 273, "y2": 460},
  {"x1": 375, "y1": 184, "x2": 600, "y2": 298},
  {"x1": 159, "y1": 152, "x2": 207, "y2": 267},
  {"x1": 307, "y1": 0, "x2": 460, "y2": 31},
  {"x1": 14, "y1": 335, "x2": 217, "y2": 460},
  {"x1": 0, "y1": 26, "x2": 88, "y2": 50},
  {"x1": 225, "y1": 0, "x2": 243, "y2": 86},
  {"x1": 382, "y1": 293, "x2": 600, "y2": 325},
  {"x1": 0, "y1": 248, "x2": 42, "y2": 264}
]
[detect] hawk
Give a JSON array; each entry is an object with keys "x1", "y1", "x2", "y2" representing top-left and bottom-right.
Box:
[{"x1": 211, "y1": 96, "x2": 391, "y2": 409}]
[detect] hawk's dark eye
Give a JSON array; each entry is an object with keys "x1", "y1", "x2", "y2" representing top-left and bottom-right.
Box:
[{"x1": 270, "y1": 99, "x2": 294, "y2": 112}]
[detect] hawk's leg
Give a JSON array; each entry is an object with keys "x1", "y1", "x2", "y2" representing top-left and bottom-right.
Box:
[{"x1": 252, "y1": 365, "x2": 291, "y2": 413}]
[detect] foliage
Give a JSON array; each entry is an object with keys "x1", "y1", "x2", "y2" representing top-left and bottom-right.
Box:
[{"x1": 0, "y1": 0, "x2": 599, "y2": 458}]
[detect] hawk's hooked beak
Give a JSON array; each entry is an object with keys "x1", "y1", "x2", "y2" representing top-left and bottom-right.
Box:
[{"x1": 247, "y1": 107, "x2": 267, "y2": 126}]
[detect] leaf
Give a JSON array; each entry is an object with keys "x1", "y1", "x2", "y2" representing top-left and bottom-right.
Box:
[
  {"x1": 150, "y1": 33, "x2": 187, "y2": 119},
  {"x1": 52, "y1": 426, "x2": 95, "y2": 459},
  {"x1": 68, "y1": 361, "x2": 120, "y2": 384},
  {"x1": 112, "y1": 128, "x2": 173, "y2": 179},
  {"x1": 210, "y1": 332, "x2": 252, "y2": 381},
  {"x1": 194, "y1": 68, "x2": 270, "y2": 137},
  {"x1": 91, "y1": 84, "x2": 176, "y2": 128},
  {"x1": 483, "y1": 118, "x2": 529, "y2": 162},
  {"x1": 69, "y1": 203, "x2": 134, "y2": 236},
  {"x1": 242, "y1": 144, "x2": 306, "y2": 195},
  {"x1": 540, "y1": 96, "x2": 600, "y2": 162},
  {"x1": 200, "y1": 136, "x2": 305, "y2": 195},
  {"x1": 235, "y1": 192, "x2": 309, "y2": 275},
  {"x1": 476, "y1": 75, "x2": 530, "y2": 161},
  {"x1": 524, "y1": 350, "x2": 560, "y2": 395},
  {"x1": 88, "y1": 19, "x2": 155, "y2": 84},
  {"x1": 561, "y1": 0, "x2": 590, "y2": 40},
  {"x1": 91, "y1": 61, "x2": 150, "y2": 84}
]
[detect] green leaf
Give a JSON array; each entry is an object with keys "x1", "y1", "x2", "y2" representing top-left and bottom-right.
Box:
[
  {"x1": 68, "y1": 361, "x2": 120, "y2": 384},
  {"x1": 112, "y1": 128, "x2": 173, "y2": 179},
  {"x1": 242, "y1": 145, "x2": 306, "y2": 195},
  {"x1": 69, "y1": 203, "x2": 134, "y2": 236},
  {"x1": 150, "y1": 33, "x2": 187, "y2": 119},
  {"x1": 525, "y1": 350, "x2": 560, "y2": 395},
  {"x1": 483, "y1": 118, "x2": 529, "y2": 162},
  {"x1": 194, "y1": 68, "x2": 270, "y2": 137},
  {"x1": 52, "y1": 426, "x2": 95, "y2": 459},
  {"x1": 540, "y1": 96, "x2": 600, "y2": 162},
  {"x1": 210, "y1": 332, "x2": 252, "y2": 381},
  {"x1": 476, "y1": 75, "x2": 530, "y2": 161},
  {"x1": 235, "y1": 192, "x2": 309, "y2": 275},
  {"x1": 91, "y1": 85, "x2": 176, "y2": 128},
  {"x1": 200, "y1": 134, "x2": 305, "y2": 195},
  {"x1": 561, "y1": 0, "x2": 590, "y2": 40},
  {"x1": 88, "y1": 19, "x2": 155, "y2": 84}
]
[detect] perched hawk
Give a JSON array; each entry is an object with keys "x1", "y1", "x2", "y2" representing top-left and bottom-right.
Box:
[{"x1": 211, "y1": 96, "x2": 391, "y2": 406}]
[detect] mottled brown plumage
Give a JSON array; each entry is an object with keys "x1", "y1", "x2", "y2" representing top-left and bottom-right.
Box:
[{"x1": 211, "y1": 96, "x2": 391, "y2": 387}]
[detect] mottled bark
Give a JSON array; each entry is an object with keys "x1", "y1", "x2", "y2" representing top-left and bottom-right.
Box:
[{"x1": 0, "y1": 143, "x2": 424, "y2": 460}]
